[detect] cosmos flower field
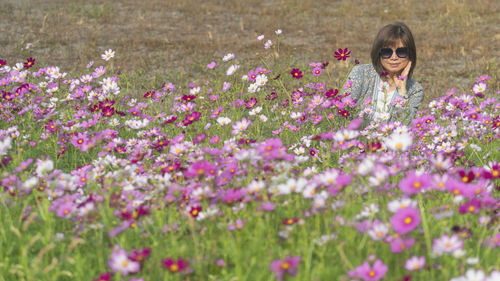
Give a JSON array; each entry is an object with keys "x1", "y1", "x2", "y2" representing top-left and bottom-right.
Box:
[{"x1": 0, "y1": 31, "x2": 499, "y2": 281}]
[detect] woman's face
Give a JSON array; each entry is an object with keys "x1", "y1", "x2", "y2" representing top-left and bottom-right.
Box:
[{"x1": 380, "y1": 39, "x2": 409, "y2": 75}]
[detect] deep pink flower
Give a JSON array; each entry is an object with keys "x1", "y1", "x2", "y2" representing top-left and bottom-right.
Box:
[
  {"x1": 270, "y1": 255, "x2": 301, "y2": 281},
  {"x1": 162, "y1": 258, "x2": 189, "y2": 273},
  {"x1": 458, "y1": 198, "x2": 481, "y2": 214},
  {"x1": 183, "y1": 111, "x2": 202, "y2": 126},
  {"x1": 129, "y1": 248, "x2": 151, "y2": 263},
  {"x1": 390, "y1": 206, "x2": 421, "y2": 235},
  {"x1": 245, "y1": 97, "x2": 257, "y2": 109},
  {"x1": 290, "y1": 68, "x2": 303, "y2": 79},
  {"x1": 102, "y1": 106, "x2": 115, "y2": 117},
  {"x1": 45, "y1": 120, "x2": 58, "y2": 132},
  {"x1": 189, "y1": 206, "x2": 202, "y2": 218},
  {"x1": 334, "y1": 48, "x2": 351, "y2": 61},
  {"x1": 94, "y1": 272, "x2": 112, "y2": 281},
  {"x1": 24, "y1": 57, "x2": 35, "y2": 69}
]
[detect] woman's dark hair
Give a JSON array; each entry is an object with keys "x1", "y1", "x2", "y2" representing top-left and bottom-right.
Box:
[{"x1": 371, "y1": 22, "x2": 417, "y2": 81}]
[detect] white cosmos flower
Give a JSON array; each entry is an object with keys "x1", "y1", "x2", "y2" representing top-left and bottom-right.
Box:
[
  {"x1": 384, "y1": 131, "x2": 413, "y2": 151},
  {"x1": 387, "y1": 198, "x2": 417, "y2": 213},
  {"x1": 359, "y1": 203, "x2": 379, "y2": 218},
  {"x1": 294, "y1": 146, "x2": 305, "y2": 155},
  {"x1": 259, "y1": 114, "x2": 268, "y2": 122},
  {"x1": 275, "y1": 29, "x2": 282, "y2": 35},
  {"x1": 36, "y1": 159, "x2": 54, "y2": 176},
  {"x1": 248, "y1": 106, "x2": 262, "y2": 116},
  {"x1": 13, "y1": 63, "x2": 24, "y2": 71},
  {"x1": 247, "y1": 180, "x2": 265, "y2": 193},
  {"x1": 190, "y1": 87, "x2": 201, "y2": 95},
  {"x1": 101, "y1": 49, "x2": 115, "y2": 61},
  {"x1": 472, "y1": 82, "x2": 486, "y2": 93},
  {"x1": 264, "y1": 40, "x2": 273, "y2": 49},
  {"x1": 226, "y1": 64, "x2": 239, "y2": 76},
  {"x1": 255, "y1": 74, "x2": 268, "y2": 86},
  {"x1": 0, "y1": 137, "x2": 12, "y2": 156},
  {"x1": 217, "y1": 117, "x2": 232, "y2": 126},
  {"x1": 486, "y1": 271, "x2": 500, "y2": 281},
  {"x1": 290, "y1": 112, "x2": 302, "y2": 119},
  {"x1": 257, "y1": 34, "x2": 264, "y2": 41},
  {"x1": 450, "y1": 269, "x2": 486, "y2": 281},
  {"x1": 248, "y1": 83, "x2": 260, "y2": 93},
  {"x1": 367, "y1": 221, "x2": 389, "y2": 240},
  {"x1": 23, "y1": 177, "x2": 38, "y2": 191},
  {"x1": 222, "y1": 53, "x2": 235, "y2": 62}
]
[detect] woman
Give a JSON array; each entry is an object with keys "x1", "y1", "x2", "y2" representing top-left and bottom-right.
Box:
[{"x1": 344, "y1": 22, "x2": 424, "y2": 124}]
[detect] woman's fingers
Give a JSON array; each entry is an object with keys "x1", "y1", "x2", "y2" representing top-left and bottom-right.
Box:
[{"x1": 403, "y1": 61, "x2": 412, "y2": 76}]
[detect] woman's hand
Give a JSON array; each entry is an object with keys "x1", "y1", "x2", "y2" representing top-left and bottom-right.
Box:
[{"x1": 396, "y1": 61, "x2": 411, "y2": 96}]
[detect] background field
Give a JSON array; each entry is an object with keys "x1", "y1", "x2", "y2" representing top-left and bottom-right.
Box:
[{"x1": 1, "y1": 0, "x2": 499, "y2": 105}]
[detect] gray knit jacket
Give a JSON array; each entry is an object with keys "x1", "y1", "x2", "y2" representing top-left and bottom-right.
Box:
[{"x1": 343, "y1": 64, "x2": 424, "y2": 123}]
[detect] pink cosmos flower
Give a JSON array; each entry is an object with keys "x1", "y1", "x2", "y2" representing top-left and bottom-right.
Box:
[
  {"x1": 222, "y1": 81, "x2": 231, "y2": 92},
  {"x1": 185, "y1": 160, "x2": 217, "y2": 178},
  {"x1": 206, "y1": 61, "x2": 218, "y2": 69},
  {"x1": 389, "y1": 237, "x2": 415, "y2": 253},
  {"x1": 71, "y1": 132, "x2": 89, "y2": 149},
  {"x1": 390, "y1": 206, "x2": 421, "y2": 235},
  {"x1": 398, "y1": 171, "x2": 432, "y2": 195},
  {"x1": 312, "y1": 67, "x2": 322, "y2": 76},
  {"x1": 351, "y1": 259, "x2": 388, "y2": 281},
  {"x1": 270, "y1": 255, "x2": 301, "y2": 281},
  {"x1": 228, "y1": 219, "x2": 245, "y2": 231}
]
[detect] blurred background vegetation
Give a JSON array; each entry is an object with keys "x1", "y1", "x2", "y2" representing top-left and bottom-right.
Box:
[{"x1": 1, "y1": 0, "x2": 499, "y2": 105}]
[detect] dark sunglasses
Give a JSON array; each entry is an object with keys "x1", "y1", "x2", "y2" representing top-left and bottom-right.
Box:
[{"x1": 379, "y1": 47, "x2": 409, "y2": 59}]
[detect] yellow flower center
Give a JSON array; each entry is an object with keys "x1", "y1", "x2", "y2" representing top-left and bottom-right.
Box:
[{"x1": 281, "y1": 263, "x2": 290, "y2": 270}]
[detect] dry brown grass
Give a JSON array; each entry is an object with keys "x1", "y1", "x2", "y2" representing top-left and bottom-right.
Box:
[{"x1": 1, "y1": 0, "x2": 499, "y2": 105}]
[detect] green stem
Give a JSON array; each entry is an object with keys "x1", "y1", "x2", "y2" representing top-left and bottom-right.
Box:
[{"x1": 417, "y1": 193, "x2": 432, "y2": 259}]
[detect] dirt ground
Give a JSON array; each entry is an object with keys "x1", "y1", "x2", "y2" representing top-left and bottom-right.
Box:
[{"x1": 1, "y1": 0, "x2": 499, "y2": 104}]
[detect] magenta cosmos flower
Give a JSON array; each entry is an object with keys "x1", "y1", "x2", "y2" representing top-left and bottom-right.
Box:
[
  {"x1": 290, "y1": 68, "x2": 303, "y2": 79},
  {"x1": 270, "y1": 255, "x2": 301, "y2": 280},
  {"x1": 334, "y1": 48, "x2": 351, "y2": 61},
  {"x1": 162, "y1": 257, "x2": 189, "y2": 273},
  {"x1": 390, "y1": 206, "x2": 421, "y2": 235},
  {"x1": 398, "y1": 171, "x2": 432, "y2": 195},
  {"x1": 351, "y1": 259, "x2": 388, "y2": 281}
]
